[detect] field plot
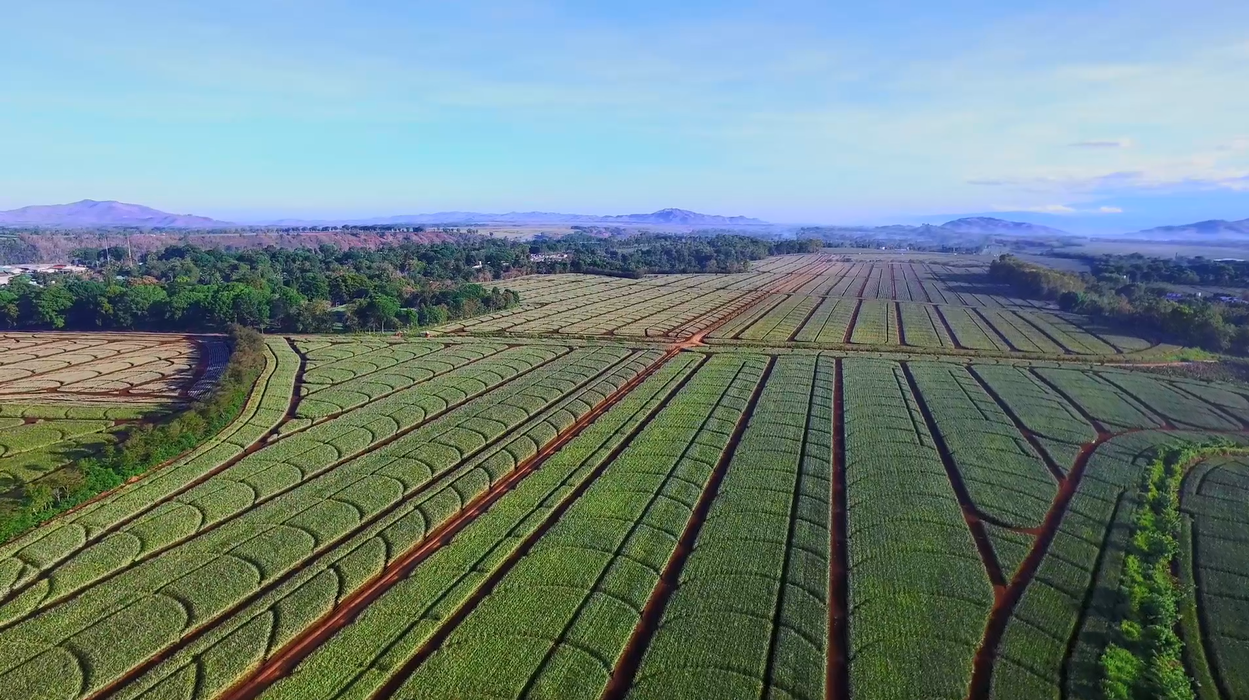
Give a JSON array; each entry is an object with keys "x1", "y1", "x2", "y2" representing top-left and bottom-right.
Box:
[
  {"x1": 841, "y1": 358, "x2": 993, "y2": 698},
  {"x1": 619, "y1": 255, "x2": 1155, "y2": 357},
  {"x1": 0, "y1": 332, "x2": 220, "y2": 405},
  {"x1": 0, "y1": 334, "x2": 223, "y2": 502},
  {"x1": 6, "y1": 251, "x2": 1249, "y2": 700},
  {"x1": 847, "y1": 300, "x2": 897, "y2": 345},
  {"x1": 1181, "y1": 454, "x2": 1249, "y2": 699}
]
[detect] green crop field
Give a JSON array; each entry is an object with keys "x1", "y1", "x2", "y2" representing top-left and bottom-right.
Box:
[
  {"x1": 0, "y1": 333, "x2": 223, "y2": 509},
  {"x1": 3, "y1": 251, "x2": 1248, "y2": 700}
]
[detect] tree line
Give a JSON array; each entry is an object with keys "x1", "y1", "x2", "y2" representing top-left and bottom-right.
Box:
[
  {"x1": 1070, "y1": 253, "x2": 1249, "y2": 288},
  {"x1": 0, "y1": 234, "x2": 820, "y2": 333},
  {"x1": 1, "y1": 242, "x2": 523, "y2": 332},
  {"x1": 989, "y1": 255, "x2": 1249, "y2": 354}
]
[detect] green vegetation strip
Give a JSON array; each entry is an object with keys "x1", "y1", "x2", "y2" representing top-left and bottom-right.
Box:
[
  {"x1": 1179, "y1": 453, "x2": 1249, "y2": 700},
  {"x1": 0, "y1": 336, "x2": 298, "y2": 605},
  {"x1": 628, "y1": 355, "x2": 831, "y2": 700},
  {"x1": 1100, "y1": 442, "x2": 1247, "y2": 700},
  {"x1": 0, "y1": 327, "x2": 269, "y2": 548},
  {"x1": 843, "y1": 358, "x2": 993, "y2": 698}
]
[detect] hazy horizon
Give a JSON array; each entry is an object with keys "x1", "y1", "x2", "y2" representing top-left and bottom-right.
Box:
[{"x1": 2, "y1": 1, "x2": 1247, "y2": 230}]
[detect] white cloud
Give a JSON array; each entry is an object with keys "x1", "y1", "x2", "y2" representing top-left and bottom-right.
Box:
[
  {"x1": 1098, "y1": 206, "x2": 1124, "y2": 213},
  {"x1": 1015, "y1": 204, "x2": 1077, "y2": 214},
  {"x1": 1219, "y1": 137, "x2": 1249, "y2": 152},
  {"x1": 1069, "y1": 138, "x2": 1133, "y2": 149}
]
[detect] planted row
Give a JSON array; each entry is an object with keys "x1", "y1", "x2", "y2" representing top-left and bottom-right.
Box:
[
  {"x1": 256, "y1": 353, "x2": 705, "y2": 700},
  {"x1": 0, "y1": 337, "x2": 299, "y2": 602},
  {"x1": 0, "y1": 347, "x2": 627, "y2": 699},
  {"x1": 386, "y1": 355, "x2": 767, "y2": 699},
  {"x1": 843, "y1": 358, "x2": 994, "y2": 698},
  {"x1": 112, "y1": 348, "x2": 669, "y2": 700},
  {"x1": 0, "y1": 345, "x2": 568, "y2": 628},
  {"x1": 630, "y1": 355, "x2": 831, "y2": 700}
]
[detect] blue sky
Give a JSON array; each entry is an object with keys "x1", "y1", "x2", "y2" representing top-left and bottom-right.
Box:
[{"x1": 2, "y1": 0, "x2": 1247, "y2": 229}]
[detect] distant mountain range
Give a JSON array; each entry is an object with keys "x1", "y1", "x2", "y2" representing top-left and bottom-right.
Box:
[
  {"x1": 1134, "y1": 217, "x2": 1249, "y2": 239},
  {"x1": 938, "y1": 217, "x2": 1070, "y2": 237},
  {"x1": 802, "y1": 217, "x2": 1073, "y2": 239},
  {"x1": 0, "y1": 202, "x2": 765, "y2": 229},
  {"x1": 0, "y1": 200, "x2": 228, "y2": 228},
  {"x1": 262, "y1": 207, "x2": 767, "y2": 227},
  {"x1": 3, "y1": 200, "x2": 1244, "y2": 241}
]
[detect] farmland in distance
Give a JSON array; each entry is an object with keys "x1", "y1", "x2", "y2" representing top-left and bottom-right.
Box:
[{"x1": 3, "y1": 251, "x2": 1248, "y2": 700}]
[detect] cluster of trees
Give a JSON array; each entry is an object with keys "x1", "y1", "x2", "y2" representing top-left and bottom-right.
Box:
[
  {"x1": 2, "y1": 242, "x2": 522, "y2": 332},
  {"x1": 0, "y1": 234, "x2": 820, "y2": 333},
  {"x1": 0, "y1": 236, "x2": 38, "y2": 265},
  {"x1": 1082, "y1": 253, "x2": 1249, "y2": 288},
  {"x1": 989, "y1": 255, "x2": 1249, "y2": 354},
  {"x1": 1, "y1": 327, "x2": 267, "y2": 541},
  {"x1": 539, "y1": 234, "x2": 821, "y2": 276}
]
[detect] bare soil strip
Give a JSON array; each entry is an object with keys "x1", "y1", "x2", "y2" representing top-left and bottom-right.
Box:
[{"x1": 827, "y1": 359, "x2": 850, "y2": 700}]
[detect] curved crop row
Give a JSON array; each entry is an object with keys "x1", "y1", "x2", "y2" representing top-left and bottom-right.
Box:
[
  {"x1": 295, "y1": 344, "x2": 509, "y2": 419},
  {"x1": 970, "y1": 365, "x2": 1096, "y2": 473},
  {"x1": 908, "y1": 362, "x2": 1056, "y2": 531},
  {"x1": 0, "y1": 345, "x2": 571, "y2": 629},
  {"x1": 0, "y1": 346, "x2": 631, "y2": 699},
  {"x1": 0, "y1": 337, "x2": 299, "y2": 603},
  {"x1": 109, "y1": 348, "x2": 669, "y2": 700}
]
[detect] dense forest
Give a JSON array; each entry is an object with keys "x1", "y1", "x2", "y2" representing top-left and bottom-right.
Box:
[
  {"x1": 0, "y1": 234, "x2": 818, "y2": 332},
  {"x1": 989, "y1": 255, "x2": 1249, "y2": 354}
]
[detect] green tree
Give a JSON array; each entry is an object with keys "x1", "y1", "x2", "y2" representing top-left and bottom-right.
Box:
[
  {"x1": 112, "y1": 283, "x2": 169, "y2": 329},
  {"x1": 33, "y1": 285, "x2": 75, "y2": 328},
  {"x1": 0, "y1": 289, "x2": 20, "y2": 327}
]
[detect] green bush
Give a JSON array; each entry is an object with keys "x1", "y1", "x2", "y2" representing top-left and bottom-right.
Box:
[{"x1": 1098, "y1": 441, "x2": 1246, "y2": 699}]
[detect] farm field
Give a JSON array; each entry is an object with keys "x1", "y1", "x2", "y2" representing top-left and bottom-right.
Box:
[
  {"x1": 445, "y1": 254, "x2": 1158, "y2": 359},
  {"x1": 5, "y1": 252, "x2": 1249, "y2": 700},
  {"x1": 0, "y1": 333, "x2": 228, "y2": 507}
]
